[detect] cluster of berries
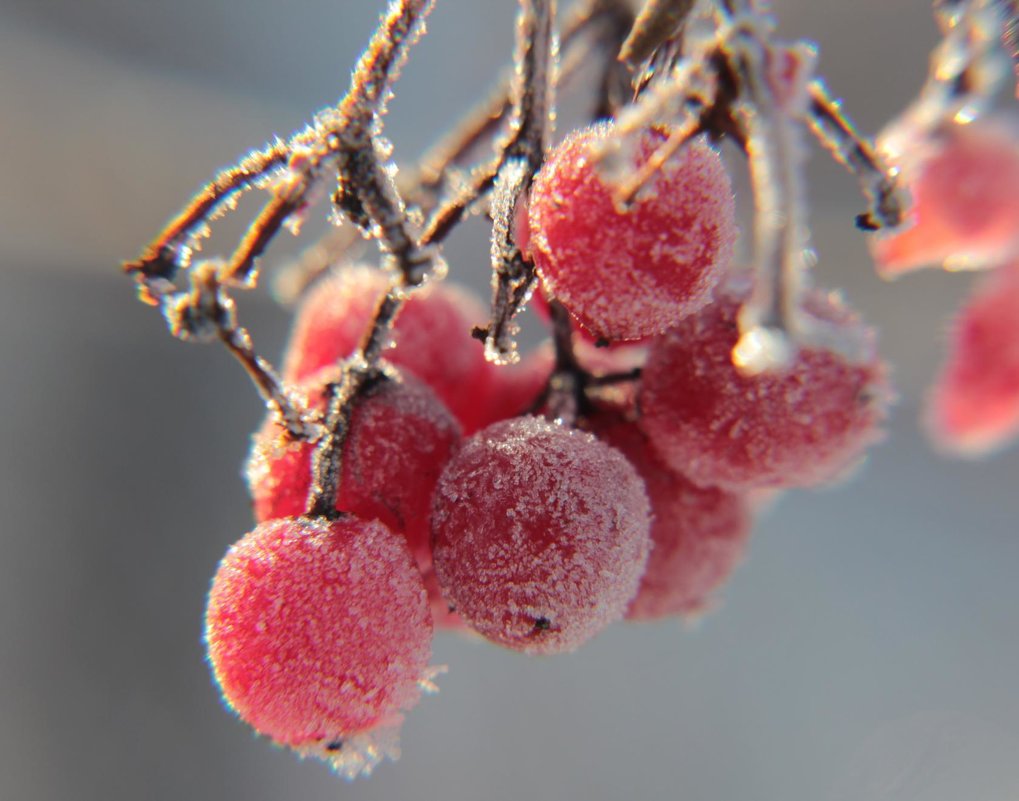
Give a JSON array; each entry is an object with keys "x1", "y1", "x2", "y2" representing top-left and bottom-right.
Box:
[
  {"x1": 870, "y1": 115, "x2": 1019, "y2": 455},
  {"x1": 203, "y1": 122, "x2": 892, "y2": 777}
]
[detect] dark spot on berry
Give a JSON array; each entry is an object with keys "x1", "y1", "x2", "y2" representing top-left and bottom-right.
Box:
[
  {"x1": 532, "y1": 616, "x2": 552, "y2": 631},
  {"x1": 324, "y1": 739, "x2": 344, "y2": 752}
]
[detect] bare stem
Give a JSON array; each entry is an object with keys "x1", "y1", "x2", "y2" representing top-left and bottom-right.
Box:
[
  {"x1": 163, "y1": 261, "x2": 312, "y2": 439},
  {"x1": 805, "y1": 81, "x2": 905, "y2": 231},
  {"x1": 307, "y1": 0, "x2": 440, "y2": 519},
  {"x1": 729, "y1": 22, "x2": 809, "y2": 372},
  {"x1": 124, "y1": 140, "x2": 289, "y2": 299},
  {"x1": 480, "y1": 0, "x2": 557, "y2": 364},
  {"x1": 619, "y1": 0, "x2": 696, "y2": 68}
]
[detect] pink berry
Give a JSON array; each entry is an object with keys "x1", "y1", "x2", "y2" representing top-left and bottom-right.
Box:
[
  {"x1": 283, "y1": 266, "x2": 493, "y2": 432},
  {"x1": 527, "y1": 123, "x2": 736, "y2": 341},
  {"x1": 871, "y1": 117, "x2": 1019, "y2": 275},
  {"x1": 205, "y1": 515, "x2": 432, "y2": 777},
  {"x1": 585, "y1": 409, "x2": 752, "y2": 620},
  {"x1": 638, "y1": 287, "x2": 892, "y2": 490},
  {"x1": 431, "y1": 416, "x2": 651, "y2": 654},
  {"x1": 926, "y1": 263, "x2": 1019, "y2": 455},
  {"x1": 246, "y1": 365, "x2": 461, "y2": 563}
]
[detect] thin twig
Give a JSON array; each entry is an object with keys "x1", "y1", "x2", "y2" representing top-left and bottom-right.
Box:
[
  {"x1": 479, "y1": 0, "x2": 557, "y2": 364},
  {"x1": 619, "y1": 0, "x2": 696, "y2": 68},
  {"x1": 124, "y1": 140, "x2": 289, "y2": 299},
  {"x1": 805, "y1": 81, "x2": 905, "y2": 230},
  {"x1": 308, "y1": 0, "x2": 439, "y2": 519},
  {"x1": 163, "y1": 261, "x2": 314, "y2": 439}
]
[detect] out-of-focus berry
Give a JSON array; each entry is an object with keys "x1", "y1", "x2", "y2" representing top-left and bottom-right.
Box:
[
  {"x1": 246, "y1": 365, "x2": 460, "y2": 565},
  {"x1": 872, "y1": 117, "x2": 1019, "y2": 275},
  {"x1": 585, "y1": 409, "x2": 752, "y2": 620},
  {"x1": 638, "y1": 286, "x2": 892, "y2": 490},
  {"x1": 283, "y1": 265, "x2": 493, "y2": 432},
  {"x1": 926, "y1": 262, "x2": 1019, "y2": 455}
]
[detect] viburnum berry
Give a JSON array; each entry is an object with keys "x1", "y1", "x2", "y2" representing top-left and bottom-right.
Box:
[
  {"x1": 527, "y1": 123, "x2": 736, "y2": 342},
  {"x1": 926, "y1": 262, "x2": 1019, "y2": 455},
  {"x1": 638, "y1": 283, "x2": 892, "y2": 490},
  {"x1": 246, "y1": 364, "x2": 461, "y2": 563},
  {"x1": 431, "y1": 416, "x2": 651, "y2": 654},
  {"x1": 282, "y1": 265, "x2": 494, "y2": 432},
  {"x1": 584, "y1": 409, "x2": 752, "y2": 620},
  {"x1": 871, "y1": 116, "x2": 1019, "y2": 275},
  {"x1": 204, "y1": 515, "x2": 433, "y2": 778}
]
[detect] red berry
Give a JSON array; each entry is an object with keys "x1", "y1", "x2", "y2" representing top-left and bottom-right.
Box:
[
  {"x1": 638, "y1": 286, "x2": 892, "y2": 490},
  {"x1": 431, "y1": 416, "x2": 651, "y2": 654},
  {"x1": 872, "y1": 116, "x2": 1019, "y2": 275},
  {"x1": 527, "y1": 123, "x2": 736, "y2": 341},
  {"x1": 585, "y1": 409, "x2": 752, "y2": 620},
  {"x1": 205, "y1": 515, "x2": 433, "y2": 777},
  {"x1": 926, "y1": 263, "x2": 1019, "y2": 455},
  {"x1": 473, "y1": 343, "x2": 555, "y2": 430},
  {"x1": 283, "y1": 266, "x2": 493, "y2": 432},
  {"x1": 282, "y1": 265, "x2": 389, "y2": 382},
  {"x1": 246, "y1": 365, "x2": 461, "y2": 564}
]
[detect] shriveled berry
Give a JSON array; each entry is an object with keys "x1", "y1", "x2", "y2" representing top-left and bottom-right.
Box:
[
  {"x1": 205, "y1": 515, "x2": 432, "y2": 777},
  {"x1": 528, "y1": 123, "x2": 736, "y2": 341},
  {"x1": 431, "y1": 416, "x2": 651, "y2": 654}
]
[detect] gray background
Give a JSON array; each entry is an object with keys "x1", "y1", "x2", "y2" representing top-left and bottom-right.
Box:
[{"x1": 2, "y1": 1, "x2": 1019, "y2": 799}]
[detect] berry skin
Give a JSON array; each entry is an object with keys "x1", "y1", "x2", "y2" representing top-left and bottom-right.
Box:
[
  {"x1": 205, "y1": 515, "x2": 433, "y2": 778},
  {"x1": 638, "y1": 286, "x2": 892, "y2": 490},
  {"x1": 431, "y1": 416, "x2": 652, "y2": 655},
  {"x1": 871, "y1": 116, "x2": 1019, "y2": 275},
  {"x1": 473, "y1": 343, "x2": 555, "y2": 430},
  {"x1": 527, "y1": 123, "x2": 736, "y2": 342},
  {"x1": 926, "y1": 263, "x2": 1019, "y2": 455},
  {"x1": 585, "y1": 409, "x2": 752, "y2": 620},
  {"x1": 246, "y1": 364, "x2": 461, "y2": 563},
  {"x1": 283, "y1": 265, "x2": 493, "y2": 432}
]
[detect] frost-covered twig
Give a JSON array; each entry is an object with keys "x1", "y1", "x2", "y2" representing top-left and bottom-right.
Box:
[
  {"x1": 805, "y1": 81, "x2": 905, "y2": 231},
  {"x1": 477, "y1": 0, "x2": 558, "y2": 364},
  {"x1": 880, "y1": 0, "x2": 1010, "y2": 166},
  {"x1": 124, "y1": 140, "x2": 290, "y2": 299},
  {"x1": 273, "y1": 0, "x2": 629, "y2": 302},
  {"x1": 307, "y1": 0, "x2": 439, "y2": 519},
  {"x1": 163, "y1": 261, "x2": 315, "y2": 439},
  {"x1": 619, "y1": 0, "x2": 696, "y2": 68}
]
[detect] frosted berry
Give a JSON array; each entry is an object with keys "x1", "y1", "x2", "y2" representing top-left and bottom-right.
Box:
[
  {"x1": 872, "y1": 116, "x2": 1019, "y2": 275},
  {"x1": 527, "y1": 123, "x2": 736, "y2": 341},
  {"x1": 585, "y1": 409, "x2": 752, "y2": 620},
  {"x1": 926, "y1": 263, "x2": 1019, "y2": 455},
  {"x1": 205, "y1": 515, "x2": 432, "y2": 777},
  {"x1": 283, "y1": 265, "x2": 493, "y2": 432},
  {"x1": 246, "y1": 364, "x2": 461, "y2": 562},
  {"x1": 431, "y1": 416, "x2": 651, "y2": 654},
  {"x1": 638, "y1": 286, "x2": 892, "y2": 490}
]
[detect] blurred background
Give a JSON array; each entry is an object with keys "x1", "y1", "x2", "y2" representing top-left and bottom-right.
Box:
[{"x1": 2, "y1": 1, "x2": 1019, "y2": 799}]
